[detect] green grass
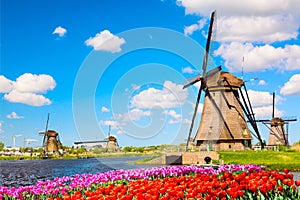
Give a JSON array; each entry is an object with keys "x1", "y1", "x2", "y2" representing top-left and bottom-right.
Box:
[{"x1": 218, "y1": 150, "x2": 300, "y2": 171}]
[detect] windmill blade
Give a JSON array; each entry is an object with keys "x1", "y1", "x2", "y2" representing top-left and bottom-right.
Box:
[
  {"x1": 272, "y1": 92, "x2": 275, "y2": 118},
  {"x1": 202, "y1": 10, "x2": 216, "y2": 77},
  {"x1": 185, "y1": 81, "x2": 203, "y2": 151},
  {"x1": 42, "y1": 113, "x2": 50, "y2": 147},
  {"x1": 183, "y1": 75, "x2": 202, "y2": 89}
]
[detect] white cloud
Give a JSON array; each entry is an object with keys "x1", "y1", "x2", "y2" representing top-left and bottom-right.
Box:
[
  {"x1": 85, "y1": 30, "x2": 125, "y2": 53},
  {"x1": 163, "y1": 110, "x2": 181, "y2": 119},
  {"x1": 99, "y1": 120, "x2": 119, "y2": 128},
  {"x1": 182, "y1": 66, "x2": 197, "y2": 74},
  {"x1": 123, "y1": 108, "x2": 151, "y2": 122},
  {"x1": 53, "y1": 26, "x2": 67, "y2": 37},
  {"x1": 131, "y1": 84, "x2": 141, "y2": 91},
  {"x1": 130, "y1": 81, "x2": 187, "y2": 109},
  {"x1": 0, "y1": 75, "x2": 13, "y2": 92},
  {"x1": 163, "y1": 109, "x2": 182, "y2": 124},
  {"x1": 246, "y1": 90, "x2": 280, "y2": 107},
  {"x1": 6, "y1": 112, "x2": 24, "y2": 119},
  {"x1": 253, "y1": 106, "x2": 284, "y2": 118},
  {"x1": 4, "y1": 91, "x2": 52, "y2": 106},
  {"x1": 258, "y1": 80, "x2": 266, "y2": 86},
  {"x1": 101, "y1": 106, "x2": 110, "y2": 113},
  {"x1": 214, "y1": 43, "x2": 300, "y2": 72},
  {"x1": 245, "y1": 90, "x2": 284, "y2": 118},
  {"x1": 280, "y1": 74, "x2": 300, "y2": 96},
  {"x1": 13, "y1": 73, "x2": 56, "y2": 93},
  {"x1": 177, "y1": 0, "x2": 300, "y2": 43},
  {"x1": 184, "y1": 18, "x2": 207, "y2": 36},
  {"x1": 0, "y1": 73, "x2": 56, "y2": 106}
]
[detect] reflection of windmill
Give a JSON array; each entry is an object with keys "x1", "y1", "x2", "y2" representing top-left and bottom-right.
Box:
[
  {"x1": 183, "y1": 11, "x2": 264, "y2": 151},
  {"x1": 39, "y1": 113, "x2": 62, "y2": 153},
  {"x1": 256, "y1": 92, "x2": 297, "y2": 147}
]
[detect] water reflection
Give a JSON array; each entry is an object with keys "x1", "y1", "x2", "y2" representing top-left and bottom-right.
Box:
[{"x1": 0, "y1": 156, "x2": 150, "y2": 188}]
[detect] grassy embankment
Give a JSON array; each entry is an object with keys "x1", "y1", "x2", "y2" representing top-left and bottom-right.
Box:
[{"x1": 218, "y1": 150, "x2": 300, "y2": 171}]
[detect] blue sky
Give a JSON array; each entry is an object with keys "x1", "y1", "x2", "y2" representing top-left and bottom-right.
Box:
[{"x1": 1, "y1": 0, "x2": 300, "y2": 148}]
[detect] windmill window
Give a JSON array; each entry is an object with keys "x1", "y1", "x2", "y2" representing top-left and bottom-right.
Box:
[{"x1": 229, "y1": 144, "x2": 232, "y2": 149}]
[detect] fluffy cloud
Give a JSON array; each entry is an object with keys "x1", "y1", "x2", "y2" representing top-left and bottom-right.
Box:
[
  {"x1": 0, "y1": 75, "x2": 13, "y2": 92},
  {"x1": 258, "y1": 80, "x2": 266, "y2": 86},
  {"x1": 6, "y1": 112, "x2": 24, "y2": 119},
  {"x1": 214, "y1": 43, "x2": 300, "y2": 72},
  {"x1": 177, "y1": 0, "x2": 300, "y2": 43},
  {"x1": 252, "y1": 106, "x2": 284, "y2": 118},
  {"x1": 182, "y1": 66, "x2": 197, "y2": 74},
  {"x1": 245, "y1": 90, "x2": 284, "y2": 118},
  {"x1": 163, "y1": 110, "x2": 182, "y2": 124},
  {"x1": 280, "y1": 74, "x2": 300, "y2": 96},
  {"x1": 0, "y1": 73, "x2": 56, "y2": 106},
  {"x1": 99, "y1": 120, "x2": 119, "y2": 128},
  {"x1": 53, "y1": 26, "x2": 67, "y2": 37},
  {"x1": 130, "y1": 81, "x2": 187, "y2": 109},
  {"x1": 101, "y1": 106, "x2": 110, "y2": 113},
  {"x1": 85, "y1": 30, "x2": 125, "y2": 53},
  {"x1": 123, "y1": 108, "x2": 151, "y2": 122},
  {"x1": 4, "y1": 91, "x2": 52, "y2": 106},
  {"x1": 13, "y1": 73, "x2": 56, "y2": 93},
  {"x1": 184, "y1": 18, "x2": 207, "y2": 36}
]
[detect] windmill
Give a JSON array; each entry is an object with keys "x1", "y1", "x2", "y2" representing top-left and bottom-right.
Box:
[
  {"x1": 256, "y1": 92, "x2": 297, "y2": 147},
  {"x1": 13, "y1": 134, "x2": 22, "y2": 148},
  {"x1": 24, "y1": 139, "x2": 38, "y2": 147},
  {"x1": 39, "y1": 113, "x2": 62, "y2": 153},
  {"x1": 183, "y1": 10, "x2": 264, "y2": 151}
]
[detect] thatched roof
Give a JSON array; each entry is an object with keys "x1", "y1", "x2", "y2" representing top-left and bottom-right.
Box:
[{"x1": 205, "y1": 71, "x2": 243, "y2": 89}]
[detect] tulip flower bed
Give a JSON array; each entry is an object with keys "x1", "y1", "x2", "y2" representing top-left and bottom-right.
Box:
[{"x1": 1, "y1": 164, "x2": 300, "y2": 200}]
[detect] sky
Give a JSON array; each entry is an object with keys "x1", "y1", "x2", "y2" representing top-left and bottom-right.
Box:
[{"x1": 1, "y1": 0, "x2": 300, "y2": 148}]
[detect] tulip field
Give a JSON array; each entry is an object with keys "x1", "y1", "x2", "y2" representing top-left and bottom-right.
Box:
[{"x1": 1, "y1": 164, "x2": 300, "y2": 199}]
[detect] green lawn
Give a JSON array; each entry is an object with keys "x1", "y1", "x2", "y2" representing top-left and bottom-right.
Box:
[{"x1": 218, "y1": 150, "x2": 300, "y2": 171}]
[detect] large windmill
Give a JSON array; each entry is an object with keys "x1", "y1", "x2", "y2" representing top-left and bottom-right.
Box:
[
  {"x1": 39, "y1": 113, "x2": 62, "y2": 154},
  {"x1": 183, "y1": 11, "x2": 264, "y2": 151},
  {"x1": 256, "y1": 92, "x2": 297, "y2": 147}
]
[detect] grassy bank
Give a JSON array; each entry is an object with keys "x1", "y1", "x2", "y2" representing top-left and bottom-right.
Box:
[{"x1": 218, "y1": 150, "x2": 300, "y2": 171}]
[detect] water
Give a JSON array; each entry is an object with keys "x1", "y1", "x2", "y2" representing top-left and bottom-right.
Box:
[
  {"x1": 0, "y1": 156, "x2": 151, "y2": 188},
  {"x1": 1, "y1": 158, "x2": 300, "y2": 188}
]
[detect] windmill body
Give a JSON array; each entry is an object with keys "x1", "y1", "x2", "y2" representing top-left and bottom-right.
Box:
[
  {"x1": 194, "y1": 72, "x2": 252, "y2": 151},
  {"x1": 268, "y1": 118, "x2": 286, "y2": 146},
  {"x1": 45, "y1": 130, "x2": 60, "y2": 152}
]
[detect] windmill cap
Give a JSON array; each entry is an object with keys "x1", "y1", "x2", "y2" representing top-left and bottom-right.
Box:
[
  {"x1": 270, "y1": 117, "x2": 285, "y2": 126},
  {"x1": 47, "y1": 130, "x2": 58, "y2": 136}
]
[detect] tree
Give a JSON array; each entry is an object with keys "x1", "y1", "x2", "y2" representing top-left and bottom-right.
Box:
[{"x1": 0, "y1": 141, "x2": 4, "y2": 151}]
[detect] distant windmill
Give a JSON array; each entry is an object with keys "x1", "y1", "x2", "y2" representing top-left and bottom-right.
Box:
[
  {"x1": 24, "y1": 139, "x2": 38, "y2": 147},
  {"x1": 183, "y1": 10, "x2": 264, "y2": 151},
  {"x1": 39, "y1": 113, "x2": 62, "y2": 153},
  {"x1": 13, "y1": 134, "x2": 22, "y2": 148},
  {"x1": 256, "y1": 92, "x2": 297, "y2": 147}
]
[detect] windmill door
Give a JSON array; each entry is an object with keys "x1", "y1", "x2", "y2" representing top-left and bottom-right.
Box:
[{"x1": 208, "y1": 141, "x2": 213, "y2": 151}]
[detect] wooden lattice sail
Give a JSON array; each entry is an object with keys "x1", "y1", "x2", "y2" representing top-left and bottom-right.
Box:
[{"x1": 194, "y1": 72, "x2": 252, "y2": 151}]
